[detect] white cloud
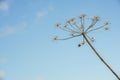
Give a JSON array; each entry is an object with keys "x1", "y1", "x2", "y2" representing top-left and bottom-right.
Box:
[
  {"x1": 36, "y1": 5, "x2": 54, "y2": 19},
  {"x1": 0, "y1": 2, "x2": 9, "y2": 11},
  {"x1": 37, "y1": 11, "x2": 48, "y2": 19},
  {"x1": 0, "y1": 26, "x2": 16, "y2": 36},
  {"x1": 0, "y1": 71, "x2": 4, "y2": 78},
  {"x1": 47, "y1": 5, "x2": 54, "y2": 11},
  {"x1": 0, "y1": 23, "x2": 27, "y2": 37}
]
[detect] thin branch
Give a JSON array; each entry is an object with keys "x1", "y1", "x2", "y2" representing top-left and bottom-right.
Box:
[
  {"x1": 86, "y1": 34, "x2": 92, "y2": 41},
  {"x1": 68, "y1": 23, "x2": 78, "y2": 31},
  {"x1": 58, "y1": 26, "x2": 73, "y2": 33},
  {"x1": 82, "y1": 16, "x2": 85, "y2": 32},
  {"x1": 87, "y1": 24, "x2": 106, "y2": 33},
  {"x1": 80, "y1": 17, "x2": 84, "y2": 32},
  {"x1": 57, "y1": 34, "x2": 82, "y2": 40},
  {"x1": 82, "y1": 33, "x2": 120, "y2": 80},
  {"x1": 74, "y1": 24, "x2": 82, "y2": 32},
  {"x1": 85, "y1": 21, "x2": 97, "y2": 32},
  {"x1": 63, "y1": 25, "x2": 79, "y2": 33}
]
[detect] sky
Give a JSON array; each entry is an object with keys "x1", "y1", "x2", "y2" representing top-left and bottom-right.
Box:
[{"x1": 0, "y1": 0, "x2": 120, "y2": 80}]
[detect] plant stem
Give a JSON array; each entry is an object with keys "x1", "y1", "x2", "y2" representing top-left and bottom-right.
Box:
[{"x1": 82, "y1": 33, "x2": 120, "y2": 80}]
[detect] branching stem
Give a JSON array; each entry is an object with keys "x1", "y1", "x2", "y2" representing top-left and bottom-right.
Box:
[
  {"x1": 57, "y1": 34, "x2": 82, "y2": 40},
  {"x1": 82, "y1": 33, "x2": 120, "y2": 80}
]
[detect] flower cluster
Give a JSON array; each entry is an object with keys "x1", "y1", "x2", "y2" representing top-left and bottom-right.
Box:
[{"x1": 54, "y1": 14, "x2": 110, "y2": 47}]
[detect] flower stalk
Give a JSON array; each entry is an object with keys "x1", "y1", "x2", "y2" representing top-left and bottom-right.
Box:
[
  {"x1": 54, "y1": 14, "x2": 120, "y2": 80},
  {"x1": 82, "y1": 33, "x2": 120, "y2": 80}
]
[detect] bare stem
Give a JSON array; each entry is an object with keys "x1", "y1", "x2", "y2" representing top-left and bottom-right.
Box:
[
  {"x1": 57, "y1": 34, "x2": 82, "y2": 40},
  {"x1": 87, "y1": 24, "x2": 106, "y2": 33},
  {"x1": 82, "y1": 33, "x2": 120, "y2": 80}
]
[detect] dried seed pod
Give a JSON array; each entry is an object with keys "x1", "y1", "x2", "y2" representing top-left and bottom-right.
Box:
[
  {"x1": 79, "y1": 14, "x2": 86, "y2": 18},
  {"x1": 54, "y1": 36, "x2": 58, "y2": 40},
  {"x1": 91, "y1": 37, "x2": 95, "y2": 42},
  {"x1": 78, "y1": 44, "x2": 81, "y2": 47},
  {"x1": 104, "y1": 21, "x2": 110, "y2": 25},
  {"x1": 92, "y1": 16, "x2": 100, "y2": 21},
  {"x1": 55, "y1": 23, "x2": 61, "y2": 27},
  {"x1": 104, "y1": 27, "x2": 109, "y2": 30}
]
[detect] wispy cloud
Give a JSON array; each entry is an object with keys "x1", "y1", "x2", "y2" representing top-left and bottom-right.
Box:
[
  {"x1": 0, "y1": 23, "x2": 27, "y2": 37},
  {"x1": 0, "y1": 1, "x2": 9, "y2": 11},
  {"x1": 37, "y1": 11, "x2": 48, "y2": 19},
  {"x1": 36, "y1": 5, "x2": 54, "y2": 19},
  {"x1": 47, "y1": 5, "x2": 54, "y2": 11},
  {"x1": 0, "y1": 26, "x2": 16, "y2": 36}
]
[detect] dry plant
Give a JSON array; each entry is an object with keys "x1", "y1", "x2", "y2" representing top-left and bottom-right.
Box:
[{"x1": 54, "y1": 14, "x2": 120, "y2": 80}]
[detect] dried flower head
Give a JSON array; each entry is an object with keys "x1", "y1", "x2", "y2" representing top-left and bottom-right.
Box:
[
  {"x1": 79, "y1": 14, "x2": 86, "y2": 18},
  {"x1": 71, "y1": 33, "x2": 75, "y2": 36},
  {"x1": 104, "y1": 21, "x2": 110, "y2": 25},
  {"x1": 72, "y1": 21, "x2": 77, "y2": 25},
  {"x1": 54, "y1": 14, "x2": 109, "y2": 47},
  {"x1": 78, "y1": 44, "x2": 81, "y2": 47},
  {"x1": 54, "y1": 36, "x2": 58, "y2": 40},
  {"x1": 104, "y1": 27, "x2": 109, "y2": 30},
  {"x1": 67, "y1": 18, "x2": 75, "y2": 23},
  {"x1": 55, "y1": 23, "x2": 61, "y2": 27},
  {"x1": 92, "y1": 16, "x2": 100, "y2": 21},
  {"x1": 91, "y1": 37, "x2": 95, "y2": 42}
]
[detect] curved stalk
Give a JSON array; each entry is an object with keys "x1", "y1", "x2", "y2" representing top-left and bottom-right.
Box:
[{"x1": 82, "y1": 33, "x2": 120, "y2": 80}]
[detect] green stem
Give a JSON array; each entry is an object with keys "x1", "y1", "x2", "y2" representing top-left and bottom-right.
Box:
[{"x1": 82, "y1": 33, "x2": 120, "y2": 80}]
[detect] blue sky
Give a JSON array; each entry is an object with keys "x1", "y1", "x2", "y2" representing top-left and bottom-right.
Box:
[{"x1": 0, "y1": 0, "x2": 120, "y2": 80}]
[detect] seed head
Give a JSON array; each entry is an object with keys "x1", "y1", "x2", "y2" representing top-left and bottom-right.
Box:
[
  {"x1": 79, "y1": 14, "x2": 86, "y2": 18},
  {"x1": 72, "y1": 21, "x2": 77, "y2": 25},
  {"x1": 104, "y1": 21, "x2": 110, "y2": 25},
  {"x1": 71, "y1": 33, "x2": 75, "y2": 36},
  {"x1": 67, "y1": 18, "x2": 75, "y2": 23},
  {"x1": 91, "y1": 37, "x2": 95, "y2": 42},
  {"x1": 54, "y1": 14, "x2": 110, "y2": 47},
  {"x1": 55, "y1": 23, "x2": 61, "y2": 27},
  {"x1": 78, "y1": 44, "x2": 81, "y2": 47},
  {"x1": 54, "y1": 36, "x2": 58, "y2": 40},
  {"x1": 104, "y1": 27, "x2": 109, "y2": 30},
  {"x1": 92, "y1": 16, "x2": 100, "y2": 21}
]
